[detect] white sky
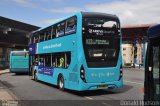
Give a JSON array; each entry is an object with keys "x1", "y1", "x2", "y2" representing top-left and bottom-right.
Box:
[{"x1": 86, "y1": 0, "x2": 160, "y2": 26}]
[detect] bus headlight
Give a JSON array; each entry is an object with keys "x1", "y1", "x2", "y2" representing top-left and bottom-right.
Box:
[{"x1": 80, "y1": 66, "x2": 86, "y2": 83}]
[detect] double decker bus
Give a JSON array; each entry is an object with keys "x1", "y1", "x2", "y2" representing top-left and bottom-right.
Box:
[
  {"x1": 29, "y1": 12, "x2": 123, "y2": 91},
  {"x1": 144, "y1": 24, "x2": 160, "y2": 101},
  {"x1": 10, "y1": 51, "x2": 29, "y2": 74}
]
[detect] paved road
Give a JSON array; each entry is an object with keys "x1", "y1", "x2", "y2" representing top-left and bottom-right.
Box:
[{"x1": 0, "y1": 68, "x2": 144, "y2": 105}]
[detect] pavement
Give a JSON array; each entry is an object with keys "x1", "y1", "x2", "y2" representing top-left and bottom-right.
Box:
[
  {"x1": 0, "y1": 69, "x2": 10, "y2": 75},
  {"x1": 0, "y1": 69, "x2": 17, "y2": 101}
]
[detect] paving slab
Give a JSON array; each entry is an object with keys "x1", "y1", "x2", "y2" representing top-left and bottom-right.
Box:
[{"x1": 0, "y1": 69, "x2": 9, "y2": 75}]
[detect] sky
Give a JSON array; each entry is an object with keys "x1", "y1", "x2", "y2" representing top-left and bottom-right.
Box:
[{"x1": 0, "y1": 0, "x2": 160, "y2": 27}]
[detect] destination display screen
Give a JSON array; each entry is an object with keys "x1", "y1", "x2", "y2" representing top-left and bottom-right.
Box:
[{"x1": 86, "y1": 39, "x2": 109, "y2": 45}]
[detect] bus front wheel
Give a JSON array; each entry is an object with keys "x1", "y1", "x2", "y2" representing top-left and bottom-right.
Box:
[{"x1": 58, "y1": 75, "x2": 64, "y2": 91}]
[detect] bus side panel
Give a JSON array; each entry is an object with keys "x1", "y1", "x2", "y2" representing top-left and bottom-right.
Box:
[
  {"x1": 36, "y1": 13, "x2": 81, "y2": 90},
  {"x1": 36, "y1": 36, "x2": 77, "y2": 88},
  {"x1": 67, "y1": 64, "x2": 81, "y2": 90},
  {"x1": 36, "y1": 67, "x2": 70, "y2": 88},
  {"x1": 66, "y1": 13, "x2": 82, "y2": 90}
]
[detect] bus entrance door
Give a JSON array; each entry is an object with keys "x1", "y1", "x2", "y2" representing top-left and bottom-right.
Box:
[
  {"x1": 145, "y1": 45, "x2": 160, "y2": 101},
  {"x1": 152, "y1": 46, "x2": 160, "y2": 101}
]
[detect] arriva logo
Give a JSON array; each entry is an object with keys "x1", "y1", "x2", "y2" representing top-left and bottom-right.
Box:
[{"x1": 88, "y1": 29, "x2": 103, "y2": 34}]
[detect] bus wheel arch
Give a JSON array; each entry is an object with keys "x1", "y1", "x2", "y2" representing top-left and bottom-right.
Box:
[{"x1": 58, "y1": 74, "x2": 65, "y2": 91}]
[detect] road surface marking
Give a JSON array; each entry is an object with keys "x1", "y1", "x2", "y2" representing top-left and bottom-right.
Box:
[
  {"x1": 124, "y1": 80, "x2": 143, "y2": 85},
  {"x1": 102, "y1": 102, "x2": 112, "y2": 106},
  {"x1": 84, "y1": 96, "x2": 93, "y2": 100}
]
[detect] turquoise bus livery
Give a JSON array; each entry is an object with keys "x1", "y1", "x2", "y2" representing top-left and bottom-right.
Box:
[
  {"x1": 10, "y1": 51, "x2": 29, "y2": 73},
  {"x1": 29, "y1": 12, "x2": 123, "y2": 91}
]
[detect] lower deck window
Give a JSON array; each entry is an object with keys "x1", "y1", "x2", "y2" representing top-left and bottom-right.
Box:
[{"x1": 31, "y1": 52, "x2": 71, "y2": 69}]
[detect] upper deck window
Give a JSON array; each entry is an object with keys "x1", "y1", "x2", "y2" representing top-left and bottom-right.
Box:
[
  {"x1": 29, "y1": 34, "x2": 34, "y2": 44},
  {"x1": 46, "y1": 31, "x2": 51, "y2": 40},
  {"x1": 30, "y1": 15, "x2": 77, "y2": 44},
  {"x1": 65, "y1": 17, "x2": 77, "y2": 35},
  {"x1": 39, "y1": 31, "x2": 45, "y2": 42},
  {"x1": 51, "y1": 27, "x2": 56, "y2": 39},
  {"x1": 46, "y1": 27, "x2": 52, "y2": 40},
  {"x1": 57, "y1": 22, "x2": 65, "y2": 37},
  {"x1": 35, "y1": 36, "x2": 39, "y2": 43}
]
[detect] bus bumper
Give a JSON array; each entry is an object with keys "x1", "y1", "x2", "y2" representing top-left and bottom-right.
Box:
[{"x1": 78, "y1": 79, "x2": 123, "y2": 91}]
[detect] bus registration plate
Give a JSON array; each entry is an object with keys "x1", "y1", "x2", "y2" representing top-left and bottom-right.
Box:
[{"x1": 97, "y1": 85, "x2": 108, "y2": 88}]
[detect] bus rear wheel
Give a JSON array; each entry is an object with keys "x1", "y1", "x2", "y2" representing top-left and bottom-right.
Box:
[{"x1": 58, "y1": 75, "x2": 64, "y2": 91}]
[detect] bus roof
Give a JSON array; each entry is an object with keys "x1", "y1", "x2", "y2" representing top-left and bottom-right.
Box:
[
  {"x1": 32, "y1": 12, "x2": 119, "y2": 36},
  {"x1": 147, "y1": 24, "x2": 160, "y2": 38},
  {"x1": 81, "y1": 12, "x2": 118, "y2": 20},
  {"x1": 36, "y1": 12, "x2": 80, "y2": 32}
]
